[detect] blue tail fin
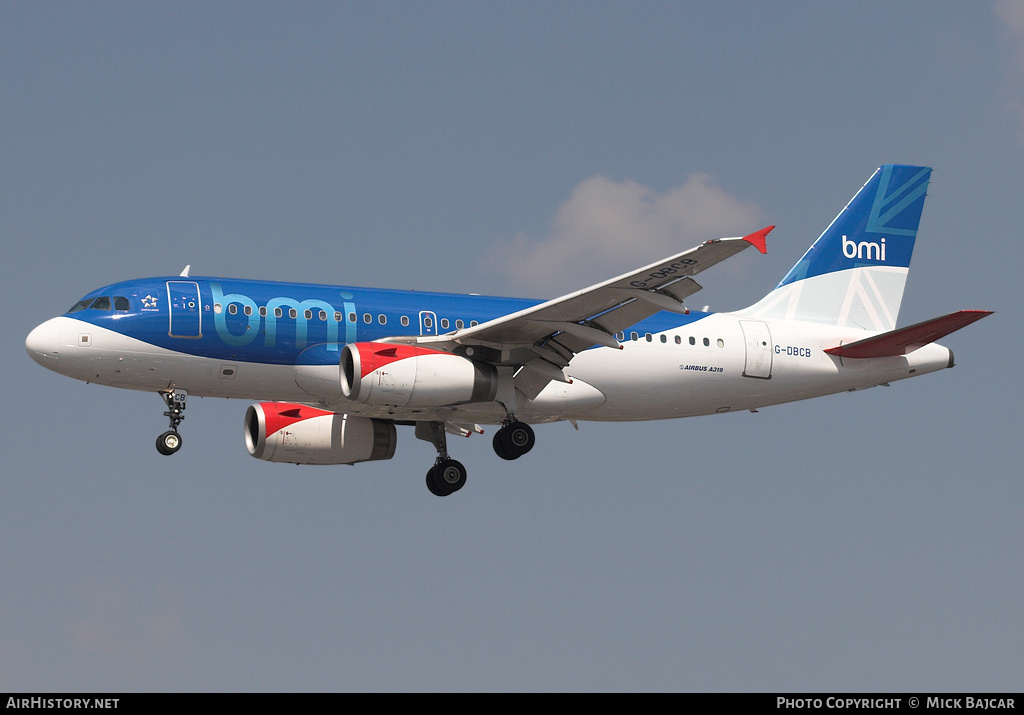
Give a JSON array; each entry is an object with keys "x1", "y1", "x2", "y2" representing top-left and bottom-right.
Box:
[{"x1": 742, "y1": 165, "x2": 931, "y2": 331}]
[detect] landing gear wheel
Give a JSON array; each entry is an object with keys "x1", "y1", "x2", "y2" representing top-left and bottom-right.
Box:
[
  {"x1": 427, "y1": 459, "x2": 467, "y2": 497},
  {"x1": 426, "y1": 468, "x2": 444, "y2": 496},
  {"x1": 156, "y1": 430, "x2": 182, "y2": 456},
  {"x1": 493, "y1": 421, "x2": 535, "y2": 460},
  {"x1": 493, "y1": 430, "x2": 515, "y2": 460},
  {"x1": 506, "y1": 421, "x2": 535, "y2": 455}
]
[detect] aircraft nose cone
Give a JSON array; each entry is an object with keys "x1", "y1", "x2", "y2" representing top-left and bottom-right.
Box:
[{"x1": 26, "y1": 318, "x2": 62, "y2": 367}]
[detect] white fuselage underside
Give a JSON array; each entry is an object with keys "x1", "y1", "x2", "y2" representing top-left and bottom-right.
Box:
[{"x1": 32, "y1": 313, "x2": 952, "y2": 426}]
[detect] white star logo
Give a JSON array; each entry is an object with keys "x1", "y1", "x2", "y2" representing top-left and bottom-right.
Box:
[{"x1": 142, "y1": 295, "x2": 158, "y2": 309}]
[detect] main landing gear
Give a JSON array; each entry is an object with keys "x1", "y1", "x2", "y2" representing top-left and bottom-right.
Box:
[
  {"x1": 155, "y1": 389, "x2": 187, "y2": 456},
  {"x1": 427, "y1": 459, "x2": 468, "y2": 498},
  {"x1": 415, "y1": 417, "x2": 536, "y2": 497},
  {"x1": 492, "y1": 419, "x2": 535, "y2": 461},
  {"x1": 416, "y1": 422, "x2": 467, "y2": 497}
]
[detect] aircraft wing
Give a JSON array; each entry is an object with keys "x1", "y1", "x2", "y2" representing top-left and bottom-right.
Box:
[{"x1": 410, "y1": 226, "x2": 772, "y2": 398}]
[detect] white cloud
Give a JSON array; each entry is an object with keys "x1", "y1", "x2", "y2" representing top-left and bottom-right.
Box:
[
  {"x1": 996, "y1": 0, "x2": 1024, "y2": 34},
  {"x1": 493, "y1": 173, "x2": 765, "y2": 295},
  {"x1": 996, "y1": 0, "x2": 1024, "y2": 143},
  {"x1": 69, "y1": 585, "x2": 184, "y2": 673}
]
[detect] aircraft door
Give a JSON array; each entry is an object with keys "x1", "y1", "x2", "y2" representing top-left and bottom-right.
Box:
[
  {"x1": 167, "y1": 281, "x2": 202, "y2": 338},
  {"x1": 739, "y1": 320, "x2": 772, "y2": 379},
  {"x1": 419, "y1": 311, "x2": 438, "y2": 336}
]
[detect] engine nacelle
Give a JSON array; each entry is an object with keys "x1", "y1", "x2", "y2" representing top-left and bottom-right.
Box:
[
  {"x1": 340, "y1": 342, "x2": 498, "y2": 407},
  {"x1": 245, "y1": 402, "x2": 397, "y2": 465}
]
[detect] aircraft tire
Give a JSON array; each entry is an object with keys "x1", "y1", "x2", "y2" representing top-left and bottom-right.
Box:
[
  {"x1": 505, "y1": 421, "x2": 535, "y2": 456},
  {"x1": 426, "y1": 467, "x2": 444, "y2": 496},
  {"x1": 493, "y1": 430, "x2": 516, "y2": 460},
  {"x1": 156, "y1": 430, "x2": 182, "y2": 456},
  {"x1": 429, "y1": 459, "x2": 466, "y2": 496},
  {"x1": 494, "y1": 422, "x2": 535, "y2": 460}
]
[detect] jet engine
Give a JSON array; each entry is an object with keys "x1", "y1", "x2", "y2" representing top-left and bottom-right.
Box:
[
  {"x1": 245, "y1": 402, "x2": 397, "y2": 465},
  {"x1": 340, "y1": 342, "x2": 498, "y2": 407}
]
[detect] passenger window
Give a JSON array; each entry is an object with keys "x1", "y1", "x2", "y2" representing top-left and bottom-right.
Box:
[
  {"x1": 717, "y1": 339, "x2": 724, "y2": 348},
  {"x1": 228, "y1": 304, "x2": 237, "y2": 315},
  {"x1": 703, "y1": 337, "x2": 710, "y2": 347},
  {"x1": 470, "y1": 321, "x2": 479, "y2": 327},
  {"x1": 675, "y1": 335, "x2": 681, "y2": 345},
  {"x1": 401, "y1": 316, "x2": 410, "y2": 327},
  {"x1": 645, "y1": 333, "x2": 652, "y2": 342},
  {"x1": 259, "y1": 307, "x2": 267, "y2": 317},
  {"x1": 114, "y1": 296, "x2": 130, "y2": 311},
  {"x1": 274, "y1": 307, "x2": 283, "y2": 318},
  {"x1": 689, "y1": 336, "x2": 695, "y2": 346},
  {"x1": 456, "y1": 319, "x2": 464, "y2": 329},
  {"x1": 334, "y1": 312, "x2": 342, "y2": 322},
  {"x1": 320, "y1": 310, "x2": 328, "y2": 321},
  {"x1": 378, "y1": 315, "x2": 387, "y2": 325},
  {"x1": 440, "y1": 318, "x2": 449, "y2": 329},
  {"x1": 214, "y1": 303, "x2": 223, "y2": 314},
  {"x1": 660, "y1": 335, "x2": 667, "y2": 343},
  {"x1": 630, "y1": 331, "x2": 639, "y2": 341},
  {"x1": 289, "y1": 309, "x2": 298, "y2": 319},
  {"x1": 349, "y1": 312, "x2": 357, "y2": 323},
  {"x1": 363, "y1": 313, "x2": 372, "y2": 324},
  {"x1": 423, "y1": 317, "x2": 433, "y2": 328},
  {"x1": 244, "y1": 305, "x2": 252, "y2": 316}
]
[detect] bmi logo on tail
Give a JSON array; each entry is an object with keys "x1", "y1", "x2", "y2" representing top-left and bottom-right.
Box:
[{"x1": 842, "y1": 235, "x2": 886, "y2": 261}]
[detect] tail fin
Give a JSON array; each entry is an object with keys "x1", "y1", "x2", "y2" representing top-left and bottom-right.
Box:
[{"x1": 742, "y1": 164, "x2": 931, "y2": 331}]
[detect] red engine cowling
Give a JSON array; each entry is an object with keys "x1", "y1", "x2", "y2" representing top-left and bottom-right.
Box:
[
  {"x1": 245, "y1": 402, "x2": 397, "y2": 465},
  {"x1": 340, "y1": 342, "x2": 498, "y2": 407}
]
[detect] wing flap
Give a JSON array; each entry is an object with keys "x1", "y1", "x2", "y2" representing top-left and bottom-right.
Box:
[
  {"x1": 590, "y1": 299, "x2": 658, "y2": 337},
  {"x1": 660, "y1": 277, "x2": 703, "y2": 303},
  {"x1": 824, "y1": 310, "x2": 993, "y2": 359}
]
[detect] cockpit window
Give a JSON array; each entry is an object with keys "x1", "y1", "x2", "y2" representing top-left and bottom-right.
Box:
[{"x1": 68, "y1": 295, "x2": 129, "y2": 313}]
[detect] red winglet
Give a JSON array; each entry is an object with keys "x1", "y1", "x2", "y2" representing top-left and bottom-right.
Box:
[{"x1": 742, "y1": 225, "x2": 773, "y2": 254}]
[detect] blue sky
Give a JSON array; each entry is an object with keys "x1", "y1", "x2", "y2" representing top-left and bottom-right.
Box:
[{"x1": 2, "y1": 2, "x2": 1021, "y2": 691}]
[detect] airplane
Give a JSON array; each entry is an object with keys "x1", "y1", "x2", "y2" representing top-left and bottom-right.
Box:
[{"x1": 26, "y1": 164, "x2": 992, "y2": 496}]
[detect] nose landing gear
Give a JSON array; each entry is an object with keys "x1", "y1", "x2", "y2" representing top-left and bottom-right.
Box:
[{"x1": 155, "y1": 389, "x2": 187, "y2": 456}]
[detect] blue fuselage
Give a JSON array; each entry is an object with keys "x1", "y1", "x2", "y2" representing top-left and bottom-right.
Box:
[{"x1": 63, "y1": 276, "x2": 711, "y2": 367}]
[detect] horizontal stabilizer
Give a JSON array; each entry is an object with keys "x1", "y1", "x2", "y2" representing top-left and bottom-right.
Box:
[{"x1": 825, "y1": 310, "x2": 993, "y2": 359}]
